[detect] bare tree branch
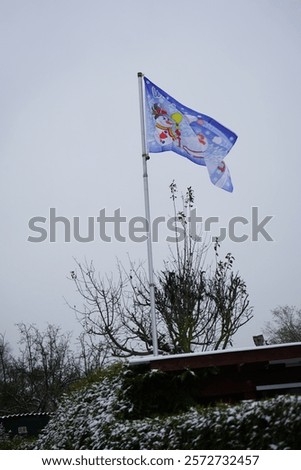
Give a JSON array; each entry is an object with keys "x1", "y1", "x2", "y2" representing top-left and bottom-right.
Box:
[{"x1": 69, "y1": 185, "x2": 253, "y2": 359}]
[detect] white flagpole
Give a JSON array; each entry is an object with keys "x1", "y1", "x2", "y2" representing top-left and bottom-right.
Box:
[{"x1": 137, "y1": 72, "x2": 159, "y2": 356}]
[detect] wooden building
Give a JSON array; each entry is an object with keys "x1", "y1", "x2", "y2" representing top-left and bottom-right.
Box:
[
  {"x1": 0, "y1": 412, "x2": 50, "y2": 438},
  {"x1": 131, "y1": 342, "x2": 301, "y2": 403}
]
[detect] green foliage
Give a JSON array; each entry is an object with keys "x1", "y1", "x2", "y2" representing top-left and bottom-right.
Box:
[
  {"x1": 121, "y1": 366, "x2": 218, "y2": 418},
  {"x1": 0, "y1": 435, "x2": 36, "y2": 450},
  {"x1": 0, "y1": 423, "x2": 9, "y2": 449},
  {"x1": 0, "y1": 423, "x2": 38, "y2": 450},
  {"x1": 69, "y1": 362, "x2": 124, "y2": 393}
]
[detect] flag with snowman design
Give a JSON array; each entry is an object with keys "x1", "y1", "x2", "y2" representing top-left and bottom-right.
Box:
[{"x1": 144, "y1": 77, "x2": 237, "y2": 192}]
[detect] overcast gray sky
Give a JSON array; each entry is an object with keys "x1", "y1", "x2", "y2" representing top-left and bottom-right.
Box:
[{"x1": 1, "y1": 0, "x2": 301, "y2": 350}]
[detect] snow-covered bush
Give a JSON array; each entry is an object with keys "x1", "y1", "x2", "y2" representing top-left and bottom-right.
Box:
[{"x1": 34, "y1": 366, "x2": 301, "y2": 450}]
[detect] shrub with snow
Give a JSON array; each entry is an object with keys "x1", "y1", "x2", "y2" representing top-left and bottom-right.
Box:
[{"x1": 33, "y1": 366, "x2": 301, "y2": 450}]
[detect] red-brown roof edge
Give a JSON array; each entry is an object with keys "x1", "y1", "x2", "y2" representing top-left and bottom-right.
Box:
[{"x1": 129, "y1": 342, "x2": 301, "y2": 372}]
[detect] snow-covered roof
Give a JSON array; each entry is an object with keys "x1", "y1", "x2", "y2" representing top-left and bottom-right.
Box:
[
  {"x1": 129, "y1": 342, "x2": 301, "y2": 366},
  {"x1": 0, "y1": 412, "x2": 50, "y2": 420}
]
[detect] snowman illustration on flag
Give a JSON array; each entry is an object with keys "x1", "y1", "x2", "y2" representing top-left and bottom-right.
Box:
[{"x1": 151, "y1": 103, "x2": 209, "y2": 163}]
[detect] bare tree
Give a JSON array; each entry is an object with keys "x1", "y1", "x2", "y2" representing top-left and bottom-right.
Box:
[
  {"x1": 76, "y1": 331, "x2": 109, "y2": 375},
  {"x1": 264, "y1": 305, "x2": 301, "y2": 344},
  {"x1": 0, "y1": 334, "x2": 11, "y2": 385},
  {"x1": 13, "y1": 323, "x2": 81, "y2": 412},
  {"x1": 1, "y1": 325, "x2": 107, "y2": 415},
  {"x1": 70, "y1": 184, "x2": 253, "y2": 359},
  {"x1": 0, "y1": 334, "x2": 16, "y2": 415}
]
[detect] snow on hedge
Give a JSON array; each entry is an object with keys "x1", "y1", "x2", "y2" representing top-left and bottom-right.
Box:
[{"x1": 34, "y1": 368, "x2": 301, "y2": 450}]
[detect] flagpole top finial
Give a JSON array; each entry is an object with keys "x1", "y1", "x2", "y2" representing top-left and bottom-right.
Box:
[{"x1": 137, "y1": 72, "x2": 144, "y2": 78}]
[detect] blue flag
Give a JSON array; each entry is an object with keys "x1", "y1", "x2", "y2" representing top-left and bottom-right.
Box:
[{"x1": 144, "y1": 77, "x2": 237, "y2": 192}]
